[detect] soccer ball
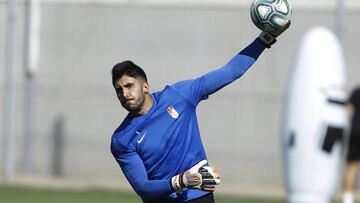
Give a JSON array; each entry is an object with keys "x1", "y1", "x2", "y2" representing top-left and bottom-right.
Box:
[{"x1": 250, "y1": 0, "x2": 292, "y2": 33}]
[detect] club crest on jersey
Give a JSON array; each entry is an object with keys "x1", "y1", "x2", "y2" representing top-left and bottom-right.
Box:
[{"x1": 167, "y1": 106, "x2": 179, "y2": 119}]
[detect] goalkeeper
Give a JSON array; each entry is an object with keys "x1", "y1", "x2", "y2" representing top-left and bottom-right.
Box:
[{"x1": 110, "y1": 21, "x2": 290, "y2": 202}]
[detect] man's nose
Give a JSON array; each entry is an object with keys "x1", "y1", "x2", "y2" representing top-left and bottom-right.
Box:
[{"x1": 122, "y1": 89, "x2": 131, "y2": 98}]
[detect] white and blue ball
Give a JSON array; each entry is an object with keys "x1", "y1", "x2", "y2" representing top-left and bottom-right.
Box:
[{"x1": 250, "y1": 0, "x2": 292, "y2": 33}]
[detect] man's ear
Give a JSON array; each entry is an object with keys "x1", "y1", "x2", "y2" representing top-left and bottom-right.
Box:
[{"x1": 143, "y1": 82, "x2": 150, "y2": 94}]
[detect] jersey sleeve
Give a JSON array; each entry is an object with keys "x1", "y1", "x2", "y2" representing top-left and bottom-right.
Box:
[
  {"x1": 111, "y1": 138, "x2": 174, "y2": 201},
  {"x1": 171, "y1": 38, "x2": 266, "y2": 105},
  {"x1": 170, "y1": 78, "x2": 208, "y2": 106},
  {"x1": 202, "y1": 38, "x2": 266, "y2": 96}
]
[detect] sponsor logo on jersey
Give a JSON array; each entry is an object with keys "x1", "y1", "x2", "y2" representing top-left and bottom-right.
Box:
[
  {"x1": 136, "y1": 131, "x2": 147, "y2": 144},
  {"x1": 167, "y1": 106, "x2": 179, "y2": 119}
]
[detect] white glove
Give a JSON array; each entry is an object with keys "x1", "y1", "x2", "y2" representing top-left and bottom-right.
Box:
[
  {"x1": 171, "y1": 160, "x2": 220, "y2": 193},
  {"x1": 259, "y1": 20, "x2": 291, "y2": 48}
]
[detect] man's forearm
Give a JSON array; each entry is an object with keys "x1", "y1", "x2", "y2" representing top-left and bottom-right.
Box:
[{"x1": 124, "y1": 164, "x2": 174, "y2": 201}]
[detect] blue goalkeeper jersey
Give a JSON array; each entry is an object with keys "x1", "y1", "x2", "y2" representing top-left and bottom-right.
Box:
[{"x1": 111, "y1": 38, "x2": 266, "y2": 202}]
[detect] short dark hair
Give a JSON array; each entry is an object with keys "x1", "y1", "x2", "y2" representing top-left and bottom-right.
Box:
[{"x1": 111, "y1": 60, "x2": 147, "y2": 87}]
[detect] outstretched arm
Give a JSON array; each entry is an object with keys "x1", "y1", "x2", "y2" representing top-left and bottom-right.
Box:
[
  {"x1": 170, "y1": 38, "x2": 266, "y2": 105},
  {"x1": 202, "y1": 38, "x2": 266, "y2": 96},
  {"x1": 171, "y1": 21, "x2": 290, "y2": 104}
]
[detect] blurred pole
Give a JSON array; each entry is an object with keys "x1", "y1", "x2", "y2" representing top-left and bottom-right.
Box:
[
  {"x1": 335, "y1": 0, "x2": 346, "y2": 45},
  {"x1": 23, "y1": 0, "x2": 41, "y2": 176},
  {"x1": 3, "y1": 0, "x2": 19, "y2": 182},
  {"x1": 51, "y1": 116, "x2": 64, "y2": 177}
]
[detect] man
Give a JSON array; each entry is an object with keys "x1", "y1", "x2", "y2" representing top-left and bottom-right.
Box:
[
  {"x1": 342, "y1": 86, "x2": 360, "y2": 203},
  {"x1": 110, "y1": 25, "x2": 290, "y2": 202}
]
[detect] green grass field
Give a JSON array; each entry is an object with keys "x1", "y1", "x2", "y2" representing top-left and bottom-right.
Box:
[{"x1": 0, "y1": 185, "x2": 284, "y2": 203}]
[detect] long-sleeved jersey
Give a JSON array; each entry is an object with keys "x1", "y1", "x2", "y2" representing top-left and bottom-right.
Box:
[{"x1": 111, "y1": 38, "x2": 266, "y2": 202}]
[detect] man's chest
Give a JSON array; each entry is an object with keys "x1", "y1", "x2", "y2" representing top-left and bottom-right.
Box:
[{"x1": 133, "y1": 103, "x2": 188, "y2": 155}]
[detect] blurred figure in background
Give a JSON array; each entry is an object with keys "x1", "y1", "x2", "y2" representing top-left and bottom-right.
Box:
[{"x1": 342, "y1": 86, "x2": 360, "y2": 203}]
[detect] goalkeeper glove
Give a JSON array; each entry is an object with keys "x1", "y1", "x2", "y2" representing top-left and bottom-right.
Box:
[
  {"x1": 259, "y1": 20, "x2": 291, "y2": 48},
  {"x1": 171, "y1": 160, "x2": 220, "y2": 193}
]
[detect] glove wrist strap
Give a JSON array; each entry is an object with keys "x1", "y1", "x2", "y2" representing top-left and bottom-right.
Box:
[
  {"x1": 171, "y1": 173, "x2": 184, "y2": 193},
  {"x1": 258, "y1": 31, "x2": 277, "y2": 48}
]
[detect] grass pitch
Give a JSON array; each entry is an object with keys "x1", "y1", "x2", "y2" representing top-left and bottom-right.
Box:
[{"x1": 0, "y1": 185, "x2": 284, "y2": 203}]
